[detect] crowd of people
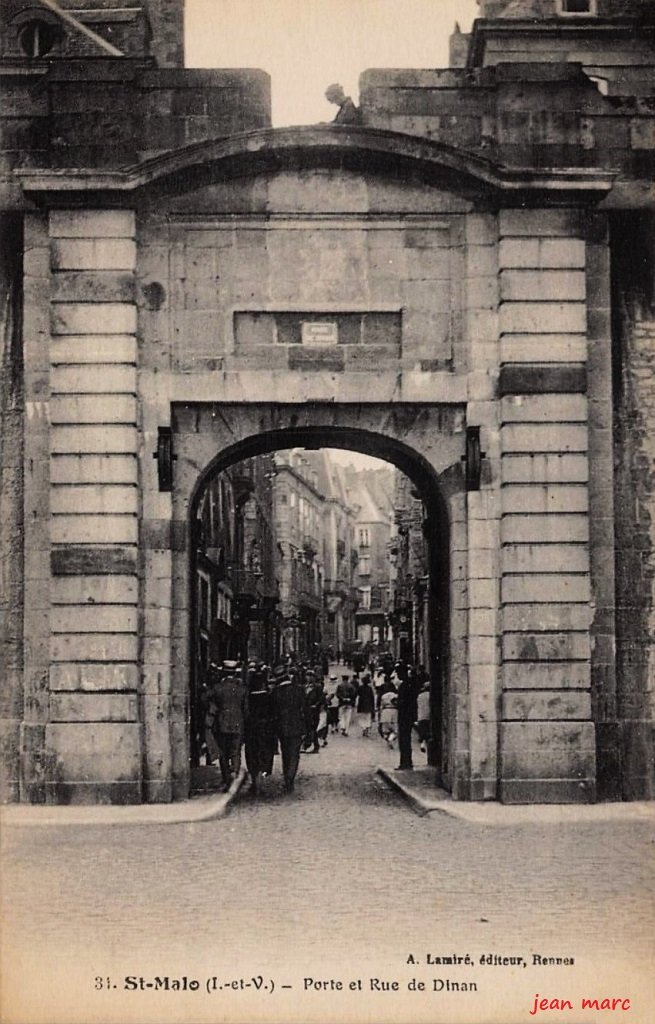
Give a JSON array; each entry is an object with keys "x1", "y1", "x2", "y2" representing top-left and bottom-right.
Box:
[{"x1": 200, "y1": 656, "x2": 432, "y2": 796}]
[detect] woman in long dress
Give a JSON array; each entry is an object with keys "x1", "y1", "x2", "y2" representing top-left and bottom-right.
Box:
[
  {"x1": 356, "y1": 674, "x2": 375, "y2": 737},
  {"x1": 378, "y1": 685, "x2": 398, "y2": 749}
]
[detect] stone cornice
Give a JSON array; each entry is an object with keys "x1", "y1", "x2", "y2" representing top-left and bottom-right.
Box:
[{"x1": 16, "y1": 125, "x2": 616, "y2": 206}]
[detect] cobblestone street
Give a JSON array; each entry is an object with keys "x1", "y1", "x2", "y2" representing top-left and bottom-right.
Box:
[{"x1": 2, "y1": 727, "x2": 654, "y2": 1024}]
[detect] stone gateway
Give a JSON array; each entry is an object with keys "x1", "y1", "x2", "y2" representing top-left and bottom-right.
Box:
[{"x1": 0, "y1": 0, "x2": 653, "y2": 805}]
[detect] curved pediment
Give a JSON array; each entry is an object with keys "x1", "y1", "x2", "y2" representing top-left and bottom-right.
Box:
[{"x1": 18, "y1": 124, "x2": 614, "y2": 205}]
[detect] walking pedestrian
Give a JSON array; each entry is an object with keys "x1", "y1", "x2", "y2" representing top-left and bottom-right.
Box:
[
  {"x1": 396, "y1": 669, "x2": 418, "y2": 770},
  {"x1": 356, "y1": 673, "x2": 375, "y2": 737},
  {"x1": 211, "y1": 664, "x2": 249, "y2": 791},
  {"x1": 378, "y1": 685, "x2": 398, "y2": 749},
  {"x1": 302, "y1": 671, "x2": 325, "y2": 753},
  {"x1": 336, "y1": 673, "x2": 357, "y2": 736},
  {"x1": 326, "y1": 678, "x2": 340, "y2": 735},
  {"x1": 244, "y1": 668, "x2": 277, "y2": 795},
  {"x1": 415, "y1": 678, "x2": 431, "y2": 759},
  {"x1": 271, "y1": 663, "x2": 307, "y2": 793}
]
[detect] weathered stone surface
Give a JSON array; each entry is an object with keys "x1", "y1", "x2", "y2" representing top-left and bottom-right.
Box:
[
  {"x1": 51, "y1": 426, "x2": 138, "y2": 454},
  {"x1": 498, "y1": 364, "x2": 587, "y2": 395},
  {"x1": 499, "y1": 238, "x2": 586, "y2": 269},
  {"x1": 501, "y1": 394, "x2": 587, "y2": 424},
  {"x1": 51, "y1": 605, "x2": 138, "y2": 634},
  {"x1": 51, "y1": 575, "x2": 138, "y2": 605},
  {"x1": 500, "y1": 301, "x2": 587, "y2": 335},
  {"x1": 50, "y1": 485, "x2": 138, "y2": 515},
  {"x1": 50, "y1": 634, "x2": 139, "y2": 662},
  {"x1": 500, "y1": 270, "x2": 585, "y2": 302},
  {"x1": 502, "y1": 661, "x2": 591, "y2": 690},
  {"x1": 501, "y1": 453, "x2": 588, "y2": 484},
  {"x1": 50, "y1": 663, "x2": 139, "y2": 691},
  {"x1": 50, "y1": 396, "x2": 138, "y2": 426},
  {"x1": 51, "y1": 455, "x2": 138, "y2": 485},
  {"x1": 502, "y1": 602, "x2": 593, "y2": 631},
  {"x1": 502, "y1": 574, "x2": 590, "y2": 604},
  {"x1": 51, "y1": 303, "x2": 137, "y2": 337},
  {"x1": 52, "y1": 272, "x2": 136, "y2": 304},
  {"x1": 502, "y1": 484, "x2": 589, "y2": 514},
  {"x1": 50, "y1": 693, "x2": 138, "y2": 723},
  {"x1": 44, "y1": 723, "x2": 141, "y2": 792},
  {"x1": 51, "y1": 240, "x2": 137, "y2": 272},
  {"x1": 502, "y1": 691, "x2": 591, "y2": 721},
  {"x1": 501, "y1": 513, "x2": 589, "y2": 544},
  {"x1": 51, "y1": 514, "x2": 138, "y2": 545},
  {"x1": 51, "y1": 545, "x2": 137, "y2": 576},
  {"x1": 501, "y1": 423, "x2": 588, "y2": 453},
  {"x1": 502, "y1": 630, "x2": 591, "y2": 661},
  {"x1": 49, "y1": 210, "x2": 135, "y2": 239},
  {"x1": 500, "y1": 721, "x2": 595, "y2": 782},
  {"x1": 50, "y1": 335, "x2": 137, "y2": 365},
  {"x1": 499, "y1": 209, "x2": 582, "y2": 238},
  {"x1": 500, "y1": 335, "x2": 587, "y2": 364},
  {"x1": 502, "y1": 544, "x2": 590, "y2": 573}
]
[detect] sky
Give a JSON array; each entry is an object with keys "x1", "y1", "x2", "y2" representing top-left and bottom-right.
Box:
[{"x1": 185, "y1": 0, "x2": 479, "y2": 126}]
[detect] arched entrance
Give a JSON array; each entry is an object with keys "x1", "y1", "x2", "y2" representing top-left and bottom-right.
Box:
[{"x1": 166, "y1": 402, "x2": 469, "y2": 799}]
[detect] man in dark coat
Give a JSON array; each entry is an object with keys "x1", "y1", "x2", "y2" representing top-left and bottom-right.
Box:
[
  {"x1": 210, "y1": 667, "x2": 248, "y2": 791},
  {"x1": 336, "y1": 673, "x2": 357, "y2": 736},
  {"x1": 396, "y1": 667, "x2": 418, "y2": 771},
  {"x1": 271, "y1": 664, "x2": 307, "y2": 792},
  {"x1": 244, "y1": 668, "x2": 277, "y2": 795},
  {"x1": 302, "y1": 671, "x2": 325, "y2": 753}
]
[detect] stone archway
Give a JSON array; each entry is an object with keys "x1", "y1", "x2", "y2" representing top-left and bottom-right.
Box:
[{"x1": 158, "y1": 402, "x2": 469, "y2": 800}]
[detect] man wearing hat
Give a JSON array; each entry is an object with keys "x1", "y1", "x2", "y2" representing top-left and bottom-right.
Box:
[
  {"x1": 271, "y1": 663, "x2": 307, "y2": 793},
  {"x1": 211, "y1": 662, "x2": 248, "y2": 791}
]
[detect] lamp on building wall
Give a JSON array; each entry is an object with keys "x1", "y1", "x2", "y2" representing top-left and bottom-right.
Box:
[
  {"x1": 464, "y1": 426, "x2": 482, "y2": 492},
  {"x1": 154, "y1": 426, "x2": 175, "y2": 492}
]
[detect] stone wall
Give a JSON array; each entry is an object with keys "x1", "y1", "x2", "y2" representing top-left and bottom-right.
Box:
[
  {"x1": 44, "y1": 209, "x2": 142, "y2": 804},
  {"x1": 497, "y1": 209, "x2": 596, "y2": 803},
  {"x1": 611, "y1": 211, "x2": 655, "y2": 800},
  {"x1": 360, "y1": 63, "x2": 655, "y2": 182},
  {"x1": 0, "y1": 213, "x2": 24, "y2": 802}
]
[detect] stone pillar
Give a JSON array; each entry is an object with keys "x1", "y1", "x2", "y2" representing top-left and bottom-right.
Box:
[
  {"x1": 44, "y1": 209, "x2": 142, "y2": 803},
  {"x1": 464, "y1": 213, "x2": 502, "y2": 800},
  {"x1": 497, "y1": 208, "x2": 595, "y2": 803}
]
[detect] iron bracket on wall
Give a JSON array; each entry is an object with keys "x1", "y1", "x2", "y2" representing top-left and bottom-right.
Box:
[
  {"x1": 154, "y1": 426, "x2": 175, "y2": 492},
  {"x1": 465, "y1": 425, "x2": 482, "y2": 492}
]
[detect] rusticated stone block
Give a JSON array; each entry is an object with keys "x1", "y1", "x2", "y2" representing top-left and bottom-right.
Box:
[
  {"x1": 50, "y1": 336, "x2": 137, "y2": 366},
  {"x1": 51, "y1": 239, "x2": 136, "y2": 271},
  {"x1": 51, "y1": 514, "x2": 138, "y2": 545},
  {"x1": 500, "y1": 720, "x2": 595, "y2": 780},
  {"x1": 50, "y1": 633, "x2": 139, "y2": 663},
  {"x1": 502, "y1": 630, "x2": 591, "y2": 662},
  {"x1": 50, "y1": 693, "x2": 138, "y2": 723},
  {"x1": 51, "y1": 455, "x2": 138, "y2": 485},
  {"x1": 50, "y1": 663, "x2": 138, "y2": 691},
  {"x1": 52, "y1": 272, "x2": 135, "y2": 304},
  {"x1": 503, "y1": 661, "x2": 591, "y2": 690},
  {"x1": 51, "y1": 545, "x2": 137, "y2": 576},
  {"x1": 499, "y1": 364, "x2": 587, "y2": 395},
  {"x1": 49, "y1": 210, "x2": 135, "y2": 239},
  {"x1": 502, "y1": 691, "x2": 591, "y2": 721}
]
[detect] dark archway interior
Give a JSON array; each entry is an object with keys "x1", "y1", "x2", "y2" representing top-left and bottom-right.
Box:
[{"x1": 188, "y1": 424, "x2": 452, "y2": 791}]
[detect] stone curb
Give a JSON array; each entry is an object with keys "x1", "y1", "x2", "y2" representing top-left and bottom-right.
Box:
[
  {"x1": 376, "y1": 767, "x2": 655, "y2": 826},
  {"x1": 0, "y1": 769, "x2": 248, "y2": 828}
]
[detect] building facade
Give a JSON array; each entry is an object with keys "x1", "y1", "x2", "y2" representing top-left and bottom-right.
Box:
[
  {"x1": 348, "y1": 475, "x2": 394, "y2": 656},
  {"x1": 1, "y1": 0, "x2": 654, "y2": 804},
  {"x1": 272, "y1": 451, "x2": 325, "y2": 660},
  {"x1": 389, "y1": 471, "x2": 430, "y2": 667}
]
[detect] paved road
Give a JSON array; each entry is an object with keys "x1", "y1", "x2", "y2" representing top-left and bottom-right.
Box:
[{"x1": 2, "y1": 727, "x2": 653, "y2": 1024}]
